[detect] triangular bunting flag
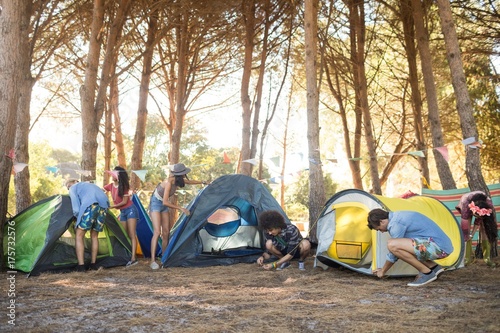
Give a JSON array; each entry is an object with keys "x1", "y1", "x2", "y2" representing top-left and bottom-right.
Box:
[
  {"x1": 12, "y1": 162, "x2": 28, "y2": 174},
  {"x1": 106, "y1": 170, "x2": 119, "y2": 180},
  {"x1": 242, "y1": 159, "x2": 258, "y2": 166},
  {"x1": 462, "y1": 137, "x2": 475, "y2": 145},
  {"x1": 46, "y1": 166, "x2": 59, "y2": 173},
  {"x1": 270, "y1": 156, "x2": 280, "y2": 168},
  {"x1": 75, "y1": 169, "x2": 92, "y2": 177},
  {"x1": 223, "y1": 151, "x2": 231, "y2": 164},
  {"x1": 309, "y1": 158, "x2": 321, "y2": 165},
  {"x1": 5, "y1": 148, "x2": 15, "y2": 160},
  {"x1": 408, "y1": 150, "x2": 425, "y2": 158},
  {"x1": 132, "y1": 170, "x2": 148, "y2": 182},
  {"x1": 434, "y1": 146, "x2": 449, "y2": 162}
]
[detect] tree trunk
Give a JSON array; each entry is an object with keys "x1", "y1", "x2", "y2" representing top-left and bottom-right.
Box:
[
  {"x1": 411, "y1": 0, "x2": 456, "y2": 190},
  {"x1": 131, "y1": 9, "x2": 158, "y2": 190},
  {"x1": 80, "y1": 0, "x2": 105, "y2": 181},
  {"x1": 250, "y1": 0, "x2": 271, "y2": 167},
  {"x1": 239, "y1": 0, "x2": 256, "y2": 176},
  {"x1": 305, "y1": 0, "x2": 325, "y2": 243},
  {"x1": 349, "y1": 0, "x2": 381, "y2": 194},
  {"x1": 435, "y1": 0, "x2": 489, "y2": 194},
  {"x1": 14, "y1": 0, "x2": 34, "y2": 213},
  {"x1": 324, "y1": 68, "x2": 363, "y2": 189},
  {"x1": 81, "y1": 0, "x2": 131, "y2": 180},
  {"x1": 111, "y1": 74, "x2": 127, "y2": 168},
  {"x1": 0, "y1": 0, "x2": 28, "y2": 270},
  {"x1": 169, "y1": 6, "x2": 190, "y2": 164},
  {"x1": 400, "y1": 0, "x2": 430, "y2": 189}
]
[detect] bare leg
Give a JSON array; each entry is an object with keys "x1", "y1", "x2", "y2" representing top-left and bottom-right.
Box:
[
  {"x1": 90, "y1": 229, "x2": 99, "y2": 264},
  {"x1": 265, "y1": 239, "x2": 284, "y2": 259},
  {"x1": 299, "y1": 239, "x2": 311, "y2": 261},
  {"x1": 387, "y1": 238, "x2": 432, "y2": 273},
  {"x1": 160, "y1": 211, "x2": 170, "y2": 254},
  {"x1": 150, "y1": 211, "x2": 161, "y2": 263},
  {"x1": 75, "y1": 228, "x2": 87, "y2": 265},
  {"x1": 127, "y1": 217, "x2": 137, "y2": 262}
]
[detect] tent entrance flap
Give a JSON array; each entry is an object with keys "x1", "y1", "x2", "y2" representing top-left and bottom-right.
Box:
[{"x1": 326, "y1": 205, "x2": 371, "y2": 265}]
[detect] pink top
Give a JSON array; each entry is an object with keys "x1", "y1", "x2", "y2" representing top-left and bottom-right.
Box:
[{"x1": 104, "y1": 183, "x2": 132, "y2": 210}]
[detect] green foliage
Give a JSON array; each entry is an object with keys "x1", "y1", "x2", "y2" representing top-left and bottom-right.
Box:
[
  {"x1": 284, "y1": 171, "x2": 338, "y2": 214},
  {"x1": 30, "y1": 142, "x2": 67, "y2": 200},
  {"x1": 8, "y1": 142, "x2": 68, "y2": 215}
]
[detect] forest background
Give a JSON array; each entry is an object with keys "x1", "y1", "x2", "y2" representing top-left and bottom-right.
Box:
[{"x1": 1, "y1": 0, "x2": 499, "y2": 263}]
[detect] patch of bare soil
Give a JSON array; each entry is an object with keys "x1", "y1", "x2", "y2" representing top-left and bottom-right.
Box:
[{"x1": 1, "y1": 255, "x2": 499, "y2": 333}]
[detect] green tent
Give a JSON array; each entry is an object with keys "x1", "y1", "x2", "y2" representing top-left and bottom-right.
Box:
[{"x1": 3, "y1": 195, "x2": 131, "y2": 276}]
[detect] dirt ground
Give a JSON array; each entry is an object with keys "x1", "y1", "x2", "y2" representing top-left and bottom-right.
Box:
[{"x1": 1, "y1": 254, "x2": 499, "y2": 333}]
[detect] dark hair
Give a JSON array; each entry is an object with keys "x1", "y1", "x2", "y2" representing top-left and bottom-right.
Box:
[
  {"x1": 114, "y1": 166, "x2": 130, "y2": 197},
  {"x1": 259, "y1": 210, "x2": 287, "y2": 230},
  {"x1": 174, "y1": 175, "x2": 186, "y2": 188},
  {"x1": 367, "y1": 208, "x2": 389, "y2": 230},
  {"x1": 472, "y1": 198, "x2": 498, "y2": 243}
]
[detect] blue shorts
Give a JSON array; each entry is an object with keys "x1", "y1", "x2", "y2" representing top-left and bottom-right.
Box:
[
  {"x1": 77, "y1": 203, "x2": 107, "y2": 232},
  {"x1": 412, "y1": 237, "x2": 449, "y2": 261},
  {"x1": 149, "y1": 195, "x2": 169, "y2": 213},
  {"x1": 119, "y1": 205, "x2": 138, "y2": 222}
]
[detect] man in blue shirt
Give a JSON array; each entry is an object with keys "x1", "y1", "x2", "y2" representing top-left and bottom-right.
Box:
[
  {"x1": 367, "y1": 208, "x2": 453, "y2": 287},
  {"x1": 66, "y1": 178, "x2": 110, "y2": 272}
]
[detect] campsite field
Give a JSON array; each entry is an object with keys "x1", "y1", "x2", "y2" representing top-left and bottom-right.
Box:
[{"x1": 1, "y1": 255, "x2": 499, "y2": 333}]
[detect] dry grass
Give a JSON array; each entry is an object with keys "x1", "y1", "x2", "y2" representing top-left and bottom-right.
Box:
[{"x1": 2, "y1": 255, "x2": 500, "y2": 333}]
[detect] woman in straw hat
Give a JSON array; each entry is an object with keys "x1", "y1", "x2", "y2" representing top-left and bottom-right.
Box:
[{"x1": 148, "y1": 163, "x2": 208, "y2": 269}]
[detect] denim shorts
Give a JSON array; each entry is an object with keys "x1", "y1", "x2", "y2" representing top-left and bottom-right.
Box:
[
  {"x1": 412, "y1": 237, "x2": 449, "y2": 261},
  {"x1": 119, "y1": 205, "x2": 139, "y2": 222},
  {"x1": 77, "y1": 203, "x2": 107, "y2": 232},
  {"x1": 149, "y1": 195, "x2": 169, "y2": 213}
]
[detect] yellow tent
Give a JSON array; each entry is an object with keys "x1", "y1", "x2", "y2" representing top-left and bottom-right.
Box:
[{"x1": 315, "y1": 189, "x2": 463, "y2": 277}]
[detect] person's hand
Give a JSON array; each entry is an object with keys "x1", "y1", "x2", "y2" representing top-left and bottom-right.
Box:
[
  {"x1": 180, "y1": 207, "x2": 190, "y2": 216},
  {"x1": 256, "y1": 256, "x2": 264, "y2": 266},
  {"x1": 373, "y1": 269, "x2": 385, "y2": 278},
  {"x1": 262, "y1": 263, "x2": 273, "y2": 270}
]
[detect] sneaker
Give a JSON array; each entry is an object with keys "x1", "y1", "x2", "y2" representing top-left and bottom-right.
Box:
[
  {"x1": 298, "y1": 261, "x2": 305, "y2": 271},
  {"x1": 76, "y1": 264, "x2": 86, "y2": 272},
  {"x1": 150, "y1": 261, "x2": 160, "y2": 270},
  {"x1": 276, "y1": 262, "x2": 291, "y2": 271},
  {"x1": 431, "y1": 264, "x2": 444, "y2": 276},
  {"x1": 407, "y1": 271, "x2": 437, "y2": 287},
  {"x1": 126, "y1": 260, "x2": 138, "y2": 267},
  {"x1": 89, "y1": 263, "x2": 100, "y2": 271}
]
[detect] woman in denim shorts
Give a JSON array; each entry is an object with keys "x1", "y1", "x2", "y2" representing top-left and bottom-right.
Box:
[
  {"x1": 149, "y1": 163, "x2": 208, "y2": 269},
  {"x1": 104, "y1": 166, "x2": 139, "y2": 267}
]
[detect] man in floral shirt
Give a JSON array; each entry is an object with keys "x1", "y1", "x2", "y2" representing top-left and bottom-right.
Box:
[{"x1": 367, "y1": 209, "x2": 453, "y2": 287}]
